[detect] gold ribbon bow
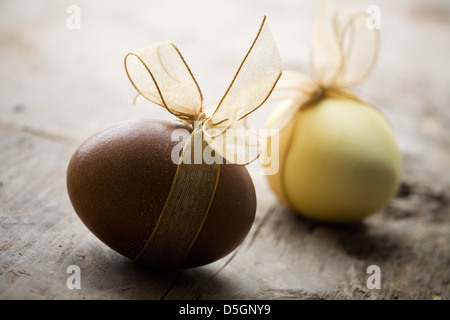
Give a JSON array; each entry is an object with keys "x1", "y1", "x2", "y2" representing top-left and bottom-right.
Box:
[
  {"x1": 125, "y1": 16, "x2": 282, "y2": 165},
  {"x1": 266, "y1": 1, "x2": 379, "y2": 131},
  {"x1": 263, "y1": 2, "x2": 379, "y2": 208},
  {"x1": 123, "y1": 17, "x2": 281, "y2": 268}
]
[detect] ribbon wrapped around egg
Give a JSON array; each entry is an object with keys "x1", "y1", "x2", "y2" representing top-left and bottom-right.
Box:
[
  {"x1": 66, "y1": 17, "x2": 282, "y2": 269},
  {"x1": 262, "y1": 2, "x2": 402, "y2": 222}
]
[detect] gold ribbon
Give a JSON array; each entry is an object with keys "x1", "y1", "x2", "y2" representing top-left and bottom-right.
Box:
[
  {"x1": 265, "y1": 1, "x2": 379, "y2": 206},
  {"x1": 132, "y1": 125, "x2": 221, "y2": 268},
  {"x1": 124, "y1": 16, "x2": 282, "y2": 268},
  {"x1": 125, "y1": 16, "x2": 282, "y2": 165}
]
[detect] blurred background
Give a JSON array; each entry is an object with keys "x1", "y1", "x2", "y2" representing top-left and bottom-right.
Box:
[
  {"x1": 0, "y1": 0, "x2": 449, "y2": 299},
  {"x1": 1, "y1": 0, "x2": 449, "y2": 185}
]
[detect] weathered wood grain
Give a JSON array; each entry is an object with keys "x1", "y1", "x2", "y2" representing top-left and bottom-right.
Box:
[{"x1": 1, "y1": 0, "x2": 449, "y2": 300}]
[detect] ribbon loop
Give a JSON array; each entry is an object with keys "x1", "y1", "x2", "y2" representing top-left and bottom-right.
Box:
[
  {"x1": 311, "y1": 0, "x2": 379, "y2": 87},
  {"x1": 208, "y1": 16, "x2": 282, "y2": 126},
  {"x1": 204, "y1": 16, "x2": 282, "y2": 165},
  {"x1": 125, "y1": 41, "x2": 204, "y2": 123}
]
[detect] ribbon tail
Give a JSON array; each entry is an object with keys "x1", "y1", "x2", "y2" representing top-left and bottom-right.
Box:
[{"x1": 205, "y1": 120, "x2": 261, "y2": 166}]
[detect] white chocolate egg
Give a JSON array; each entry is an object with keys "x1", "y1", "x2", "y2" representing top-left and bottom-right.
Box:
[{"x1": 263, "y1": 94, "x2": 402, "y2": 222}]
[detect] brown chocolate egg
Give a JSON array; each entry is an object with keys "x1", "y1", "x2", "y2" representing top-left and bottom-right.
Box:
[{"x1": 66, "y1": 119, "x2": 256, "y2": 269}]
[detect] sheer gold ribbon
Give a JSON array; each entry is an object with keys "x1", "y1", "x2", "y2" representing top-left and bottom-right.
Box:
[
  {"x1": 266, "y1": 1, "x2": 379, "y2": 131},
  {"x1": 265, "y1": 1, "x2": 379, "y2": 206},
  {"x1": 124, "y1": 17, "x2": 282, "y2": 268},
  {"x1": 132, "y1": 125, "x2": 221, "y2": 268},
  {"x1": 125, "y1": 16, "x2": 282, "y2": 165}
]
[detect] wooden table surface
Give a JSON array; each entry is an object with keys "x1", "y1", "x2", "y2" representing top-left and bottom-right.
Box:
[{"x1": 1, "y1": 0, "x2": 449, "y2": 300}]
